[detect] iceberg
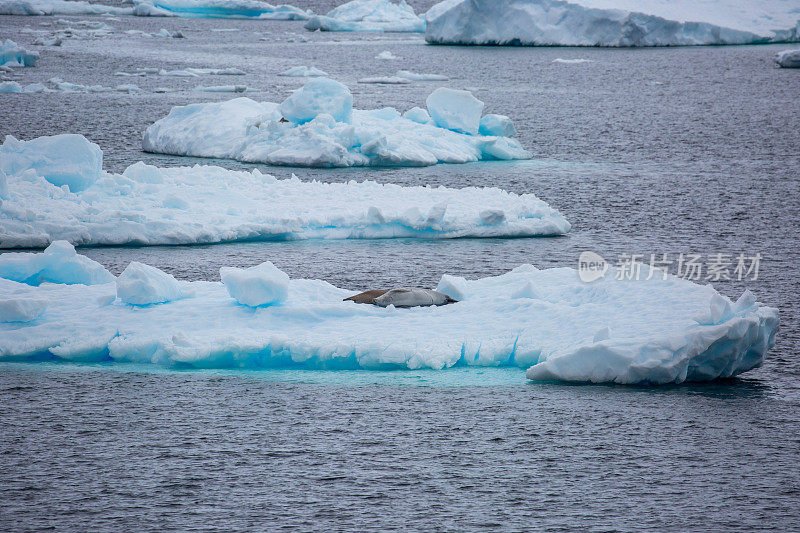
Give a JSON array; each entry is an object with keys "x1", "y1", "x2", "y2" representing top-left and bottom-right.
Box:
[
  {"x1": 143, "y1": 80, "x2": 532, "y2": 168},
  {"x1": 774, "y1": 49, "x2": 800, "y2": 68},
  {"x1": 0, "y1": 241, "x2": 114, "y2": 285},
  {"x1": 0, "y1": 135, "x2": 570, "y2": 248},
  {"x1": 130, "y1": 0, "x2": 312, "y2": 19},
  {"x1": 425, "y1": 0, "x2": 800, "y2": 47},
  {"x1": 0, "y1": 39, "x2": 39, "y2": 67},
  {"x1": 480, "y1": 114, "x2": 516, "y2": 137},
  {"x1": 0, "y1": 256, "x2": 778, "y2": 385},
  {"x1": 0, "y1": 0, "x2": 133, "y2": 16},
  {"x1": 220, "y1": 261, "x2": 289, "y2": 307},
  {"x1": 304, "y1": 0, "x2": 425, "y2": 33},
  {"x1": 116, "y1": 261, "x2": 191, "y2": 305}
]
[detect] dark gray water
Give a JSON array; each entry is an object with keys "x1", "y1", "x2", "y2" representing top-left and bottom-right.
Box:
[{"x1": 1, "y1": 6, "x2": 800, "y2": 531}]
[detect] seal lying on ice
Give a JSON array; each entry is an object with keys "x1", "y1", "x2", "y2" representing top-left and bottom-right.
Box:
[{"x1": 344, "y1": 288, "x2": 457, "y2": 307}]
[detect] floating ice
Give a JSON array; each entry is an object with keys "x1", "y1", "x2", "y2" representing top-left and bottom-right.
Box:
[
  {"x1": 376, "y1": 50, "x2": 398, "y2": 59},
  {"x1": 402, "y1": 106, "x2": 432, "y2": 124},
  {"x1": 0, "y1": 296, "x2": 47, "y2": 323},
  {"x1": 193, "y1": 84, "x2": 249, "y2": 93},
  {"x1": 479, "y1": 114, "x2": 516, "y2": 137},
  {"x1": 0, "y1": 0, "x2": 133, "y2": 16},
  {"x1": 395, "y1": 70, "x2": 448, "y2": 81},
  {"x1": 304, "y1": 0, "x2": 424, "y2": 33},
  {"x1": 552, "y1": 58, "x2": 593, "y2": 64},
  {"x1": 220, "y1": 261, "x2": 289, "y2": 307},
  {"x1": 0, "y1": 81, "x2": 22, "y2": 93},
  {"x1": 425, "y1": 0, "x2": 800, "y2": 47},
  {"x1": 0, "y1": 136, "x2": 568, "y2": 248},
  {"x1": 0, "y1": 39, "x2": 39, "y2": 67},
  {"x1": 280, "y1": 66, "x2": 329, "y2": 77},
  {"x1": 279, "y1": 77, "x2": 353, "y2": 124},
  {"x1": 774, "y1": 49, "x2": 800, "y2": 68},
  {"x1": 0, "y1": 241, "x2": 114, "y2": 285},
  {"x1": 426, "y1": 87, "x2": 484, "y2": 135},
  {"x1": 0, "y1": 259, "x2": 778, "y2": 385},
  {"x1": 143, "y1": 81, "x2": 529, "y2": 168},
  {"x1": 116, "y1": 261, "x2": 190, "y2": 306},
  {"x1": 358, "y1": 76, "x2": 410, "y2": 84},
  {"x1": 131, "y1": 0, "x2": 312, "y2": 19},
  {"x1": 0, "y1": 134, "x2": 102, "y2": 192}
]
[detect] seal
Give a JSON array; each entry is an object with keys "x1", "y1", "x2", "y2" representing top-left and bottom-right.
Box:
[{"x1": 344, "y1": 288, "x2": 457, "y2": 307}]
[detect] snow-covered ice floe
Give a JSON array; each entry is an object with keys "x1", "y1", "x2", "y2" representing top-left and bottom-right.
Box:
[
  {"x1": 280, "y1": 66, "x2": 329, "y2": 77},
  {"x1": 0, "y1": 248, "x2": 778, "y2": 385},
  {"x1": 130, "y1": 0, "x2": 312, "y2": 20},
  {"x1": 143, "y1": 78, "x2": 531, "y2": 168},
  {"x1": 304, "y1": 0, "x2": 425, "y2": 33},
  {"x1": 774, "y1": 49, "x2": 800, "y2": 68},
  {"x1": 0, "y1": 0, "x2": 311, "y2": 19},
  {"x1": 0, "y1": 133, "x2": 569, "y2": 248},
  {"x1": 425, "y1": 0, "x2": 800, "y2": 47},
  {"x1": 0, "y1": 40, "x2": 39, "y2": 68}
]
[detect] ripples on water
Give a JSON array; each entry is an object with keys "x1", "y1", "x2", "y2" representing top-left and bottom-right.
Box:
[{"x1": 1, "y1": 5, "x2": 799, "y2": 530}]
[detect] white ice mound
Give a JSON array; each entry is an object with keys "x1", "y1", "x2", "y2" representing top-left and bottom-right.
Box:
[
  {"x1": 131, "y1": 0, "x2": 312, "y2": 20},
  {"x1": 280, "y1": 66, "x2": 329, "y2": 77},
  {"x1": 220, "y1": 261, "x2": 289, "y2": 307},
  {"x1": 304, "y1": 0, "x2": 424, "y2": 33},
  {"x1": 0, "y1": 262, "x2": 778, "y2": 384},
  {"x1": 0, "y1": 134, "x2": 102, "y2": 192},
  {"x1": 774, "y1": 49, "x2": 800, "y2": 68},
  {"x1": 0, "y1": 241, "x2": 114, "y2": 285},
  {"x1": 116, "y1": 261, "x2": 191, "y2": 306},
  {"x1": 425, "y1": 0, "x2": 800, "y2": 47},
  {"x1": 280, "y1": 77, "x2": 353, "y2": 124},
  {"x1": 1, "y1": 152, "x2": 569, "y2": 248},
  {"x1": 0, "y1": 296, "x2": 47, "y2": 322},
  {"x1": 0, "y1": 0, "x2": 133, "y2": 16},
  {"x1": 0, "y1": 40, "x2": 39, "y2": 67},
  {"x1": 426, "y1": 87, "x2": 484, "y2": 135},
  {"x1": 143, "y1": 81, "x2": 530, "y2": 168}
]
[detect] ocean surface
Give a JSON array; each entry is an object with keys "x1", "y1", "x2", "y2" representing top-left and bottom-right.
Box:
[{"x1": 1, "y1": 3, "x2": 799, "y2": 531}]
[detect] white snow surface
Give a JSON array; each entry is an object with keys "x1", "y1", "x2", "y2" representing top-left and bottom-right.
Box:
[
  {"x1": 0, "y1": 39, "x2": 39, "y2": 67},
  {"x1": 142, "y1": 81, "x2": 531, "y2": 168},
  {"x1": 220, "y1": 261, "x2": 289, "y2": 307},
  {"x1": 304, "y1": 0, "x2": 425, "y2": 32},
  {"x1": 0, "y1": 135, "x2": 569, "y2": 248},
  {"x1": 774, "y1": 49, "x2": 800, "y2": 67},
  {"x1": 0, "y1": 258, "x2": 778, "y2": 384},
  {"x1": 425, "y1": 0, "x2": 800, "y2": 46}
]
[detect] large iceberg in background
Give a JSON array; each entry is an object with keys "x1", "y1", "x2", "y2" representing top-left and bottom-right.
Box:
[
  {"x1": 0, "y1": 253, "x2": 778, "y2": 385},
  {"x1": 304, "y1": 0, "x2": 425, "y2": 33},
  {"x1": 143, "y1": 80, "x2": 531, "y2": 168},
  {"x1": 0, "y1": 0, "x2": 133, "y2": 15},
  {"x1": 131, "y1": 0, "x2": 312, "y2": 20},
  {"x1": 425, "y1": 0, "x2": 800, "y2": 46},
  {"x1": 0, "y1": 134, "x2": 569, "y2": 248},
  {"x1": 0, "y1": 40, "x2": 39, "y2": 68}
]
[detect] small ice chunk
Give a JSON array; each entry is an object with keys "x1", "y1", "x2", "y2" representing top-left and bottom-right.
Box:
[
  {"x1": 402, "y1": 106, "x2": 432, "y2": 124},
  {"x1": 436, "y1": 274, "x2": 468, "y2": 301},
  {"x1": 426, "y1": 87, "x2": 484, "y2": 135},
  {"x1": 116, "y1": 261, "x2": 188, "y2": 305},
  {"x1": 376, "y1": 50, "x2": 398, "y2": 60},
  {"x1": 0, "y1": 39, "x2": 39, "y2": 68},
  {"x1": 0, "y1": 297, "x2": 47, "y2": 322},
  {"x1": 279, "y1": 77, "x2": 353, "y2": 124},
  {"x1": 194, "y1": 85, "x2": 248, "y2": 93},
  {"x1": 22, "y1": 82, "x2": 47, "y2": 93},
  {"x1": 395, "y1": 70, "x2": 448, "y2": 81},
  {"x1": 220, "y1": 261, "x2": 290, "y2": 307},
  {"x1": 593, "y1": 326, "x2": 611, "y2": 343},
  {"x1": 0, "y1": 133, "x2": 102, "y2": 192},
  {"x1": 479, "y1": 114, "x2": 516, "y2": 137},
  {"x1": 280, "y1": 66, "x2": 328, "y2": 77},
  {"x1": 774, "y1": 49, "x2": 800, "y2": 68},
  {"x1": 552, "y1": 58, "x2": 593, "y2": 64},
  {"x1": 0, "y1": 81, "x2": 22, "y2": 93},
  {"x1": 358, "y1": 76, "x2": 410, "y2": 84},
  {"x1": 0, "y1": 241, "x2": 114, "y2": 286}
]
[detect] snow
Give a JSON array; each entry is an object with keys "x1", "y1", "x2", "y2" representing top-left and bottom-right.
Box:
[
  {"x1": 116, "y1": 261, "x2": 191, "y2": 305},
  {"x1": 304, "y1": 0, "x2": 425, "y2": 33},
  {"x1": 0, "y1": 39, "x2": 39, "y2": 67},
  {"x1": 0, "y1": 241, "x2": 114, "y2": 285},
  {"x1": 220, "y1": 261, "x2": 289, "y2": 307},
  {"x1": 280, "y1": 66, "x2": 329, "y2": 77},
  {"x1": 0, "y1": 135, "x2": 569, "y2": 248},
  {"x1": 426, "y1": 87, "x2": 484, "y2": 135},
  {"x1": 0, "y1": 134, "x2": 102, "y2": 192},
  {"x1": 0, "y1": 296, "x2": 47, "y2": 323},
  {"x1": 0, "y1": 258, "x2": 778, "y2": 385},
  {"x1": 479, "y1": 114, "x2": 516, "y2": 137},
  {"x1": 279, "y1": 77, "x2": 353, "y2": 124},
  {"x1": 425, "y1": 0, "x2": 800, "y2": 47},
  {"x1": 143, "y1": 81, "x2": 530, "y2": 168},
  {"x1": 774, "y1": 49, "x2": 800, "y2": 68}
]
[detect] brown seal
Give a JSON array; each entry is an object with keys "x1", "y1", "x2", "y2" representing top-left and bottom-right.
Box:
[{"x1": 344, "y1": 289, "x2": 390, "y2": 305}]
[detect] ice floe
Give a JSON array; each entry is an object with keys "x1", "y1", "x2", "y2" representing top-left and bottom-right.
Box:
[
  {"x1": 0, "y1": 134, "x2": 569, "y2": 248},
  {"x1": 0, "y1": 39, "x2": 39, "y2": 68},
  {"x1": 116, "y1": 261, "x2": 192, "y2": 305},
  {"x1": 143, "y1": 79, "x2": 531, "y2": 168},
  {"x1": 425, "y1": 0, "x2": 800, "y2": 47},
  {"x1": 193, "y1": 84, "x2": 250, "y2": 93},
  {"x1": 0, "y1": 254, "x2": 778, "y2": 385},
  {"x1": 304, "y1": 0, "x2": 425, "y2": 33},
  {"x1": 0, "y1": 241, "x2": 114, "y2": 285},
  {"x1": 358, "y1": 75, "x2": 410, "y2": 84},
  {"x1": 280, "y1": 66, "x2": 329, "y2": 77},
  {"x1": 774, "y1": 49, "x2": 800, "y2": 68},
  {"x1": 130, "y1": 0, "x2": 312, "y2": 19},
  {"x1": 0, "y1": 0, "x2": 133, "y2": 16}
]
